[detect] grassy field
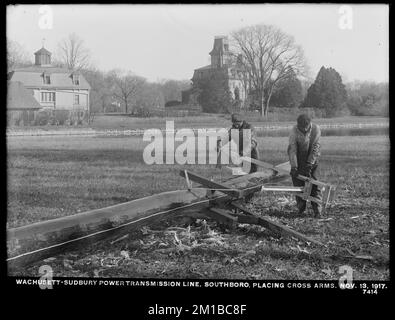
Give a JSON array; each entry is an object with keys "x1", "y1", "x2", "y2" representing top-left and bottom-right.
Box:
[
  {"x1": 89, "y1": 114, "x2": 389, "y2": 130},
  {"x1": 7, "y1": 114, "x2": 389, "y2": 131},
  {"x1": 7, "y1": 133, "x2": 389, "y2": 280}
]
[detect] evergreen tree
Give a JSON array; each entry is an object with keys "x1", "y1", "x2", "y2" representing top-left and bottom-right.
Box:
[
  {"x1": 302, "y1": 66, "x2": 347, "y2": 117},
  {"x1": 270, "y1": 69, "x2": 303, "y2": 108},
  {"x1": 194, "y1": 72, "x2": 232, "y2": 113}
]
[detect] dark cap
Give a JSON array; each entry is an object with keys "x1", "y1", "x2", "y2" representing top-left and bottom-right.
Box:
[
  {"x1": 231, "y1": 113, "x2": 244, "y2": 123},
  {"x1": 297, "y1": 114, "x2": 311, "y2": 127}
]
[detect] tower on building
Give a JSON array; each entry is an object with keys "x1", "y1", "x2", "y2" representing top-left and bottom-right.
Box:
[
  {"x1": 34, "y1": 46, "x2": 52, "y2": 67},
  {"x1": 209, "y1": 36, "x2": 232, "y2": 68}
]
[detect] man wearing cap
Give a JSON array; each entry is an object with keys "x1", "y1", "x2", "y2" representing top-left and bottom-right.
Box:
[
  {"x1": 287, "y1": 114, "x2": 322, "y2": 217},
  {"x1": 217, "y1": 113, "x2": 259, "y2": 173}
]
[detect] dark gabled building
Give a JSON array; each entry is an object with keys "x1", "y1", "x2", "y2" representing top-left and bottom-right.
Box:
[
  {"x1": 7, "y1": 81, "x2": 42, "y2": 126},
  {"x1": 182, "y1": 36, "x2": 247, "y2": 109}
]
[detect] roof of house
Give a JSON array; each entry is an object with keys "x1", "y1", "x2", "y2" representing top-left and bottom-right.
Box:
[
  {"x1": 194, "y1": 65, "x2": 212, "y2": 71},
  {"x1": 11, "y1": 66, "x2": 71, "y2": 73},
  {"x1": 34, "y1": 47, "x2": 52, "y2": 55},
  {"x1": 8, "y1": 66, "x2": 91, "y2": 90},
  {"x1": 7, "y1": 81, "x2": 42, "y2": 110},
  {"x1": 192, "y1": 66, "x2": 211, "y2": 80}
]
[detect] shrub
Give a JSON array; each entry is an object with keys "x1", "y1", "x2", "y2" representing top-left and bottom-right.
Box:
[
  {"x1": 164, "y1": 100, "x2": 182, "y2": 108},
  {"x1": 68, "y1": 112, "x2": 76, "y2": 126},
  {"x1": 346, "y1": 83, "x2": 389, "y2": 117},
  {"x1": 133, "y1": 106, "x2": 153, "y2": 117},
  {"x1": 8, "y1": 111, "x2": 22, "y2": 126},
  {"x1": 34, "y1": 110, "x2": 51, "y2": 126},
  {"x1": 54, "y1": 110, "x2": 70, "y2": 125}
]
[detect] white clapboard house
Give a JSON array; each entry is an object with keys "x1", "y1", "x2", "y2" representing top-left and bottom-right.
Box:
[{"x1": 8, "y1": 46, "x2": 91, "y2": 121}]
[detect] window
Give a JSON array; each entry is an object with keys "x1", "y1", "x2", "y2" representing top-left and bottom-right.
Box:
[
  {"x1": 43, "y1": 74, "x2": 51, "y2": 84},
  {"x1": 72, "y1": 74, "x2": 80, "y2": 85},
  {"x1": 74, "y1": 94, "x2": 80, "y2": 105},
  {"x1": 41, "y1": 92, "x2": 55, "y2": 102}
]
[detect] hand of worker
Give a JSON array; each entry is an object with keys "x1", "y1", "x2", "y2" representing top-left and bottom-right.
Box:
[
  {"x1": 301, "y1": 164, "x2": 313, "y2": 177},
  {"x1": 290, "y1": 167, "x2": 298, "y2": 178}
]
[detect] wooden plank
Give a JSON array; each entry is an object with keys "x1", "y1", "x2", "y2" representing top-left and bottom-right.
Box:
[
  {"x1": 230, "y1": 200, "x2": 254, "y2": 216},
  {"x1": 236, "y1": 175, "x2": 297, "y2": 198},
  {"x1": 184, "y1": 170, "x2": 192, "y2": 190},
  {"x1": 240, "y1": 156, "x2": 290, "y2": 176},
  {"x1": 225, "y1": 163, "x2": 291, "y2": 198},
  {"x1": 208, "y1": 208, "x2": 238, "y2": 227},
  {"x1": 261, "y1": 186, "x2": 304, "y2": 192},
  {"x1": 304, "y1": 182, "x2": 313, "y2": 200},
  {"x1": 224, "y1": 166, "x2": 248, "y2": 176},
  {"x1": 8, "y1": 167, "x2": 292, "y2": 270},
  {"x1": 230, "y1": 202, "x2": 324, "y2": 246},
  {"x1": 179, "y1": 170, "x2": 242, "y2": 198},
  {"x1": 275, "y1": 161, "x2": 292, "y2": 173},
  {"x1": 7, "y1": 189, "x2": 226, "y2": 270},
  {"x1": 225, "y1": 165, "x2": 288, "y2": 185},
  {"x1": 241, "y1": 158, "x2": 335, "y2": 197},
  {"x1": 227, "y1": 151, "x2": 291, "y2": 177},
  {"x1": 225, "y1": 170, "x2": 276, "y2": 186}
]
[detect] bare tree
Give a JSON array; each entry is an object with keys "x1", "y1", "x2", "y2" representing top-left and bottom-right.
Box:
[
  {"x1": 158, "y1": 79, "x2": 191, "y2": 103},
  {"x1": 82, "y1": 67, "x2": 112, "y2": 113},
  {"x1": 57, "y1": 33, "x2": 91, "y2": 70},
  {"x1": 108, "y1": 69, "x2": 146, "y2": 114},
  {"x1": 7, "y1": 39, "x2": 31, "y2": 71},
  {"x1": 231, "y1": 24, "x2": 306, "y2": 116},
  {"x1": 137, "y1": 82, "x2": 165, "y2": 109}
]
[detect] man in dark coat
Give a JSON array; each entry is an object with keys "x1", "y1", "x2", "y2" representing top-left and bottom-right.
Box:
[
  {"x1": 217, "y1": 113, "x2": 260, "y2": 174},
  {"x1": 287, "y1": 114, "x2": 322, "y2": 217}
]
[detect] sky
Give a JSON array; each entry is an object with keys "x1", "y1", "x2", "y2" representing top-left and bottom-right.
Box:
[{"x1": 6, "y1": 4, "x2": 389, "y2": 83}]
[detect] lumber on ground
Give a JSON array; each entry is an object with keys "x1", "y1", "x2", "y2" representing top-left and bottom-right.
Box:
[
  {"x1": 7, "y1": 164, "x2": 291, "y2": 270},
  {"x1": 7, "y1": 189, "x2": 220, "y2": 270},
  {"x1": 231, "y1": 202, "x2": 323, "y2": 246}
]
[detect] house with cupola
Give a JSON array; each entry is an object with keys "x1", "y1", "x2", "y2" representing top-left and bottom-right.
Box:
[
  {"x1": 182, "y1": 36, "x2": 247, "y2": 111},
  {"x1": 8, "y1": 45, "x2": 91, "y2": 123}
]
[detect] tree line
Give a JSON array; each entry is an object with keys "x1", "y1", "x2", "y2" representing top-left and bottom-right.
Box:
[
  {"x1": 8, "y1": 27, "x2": 388, "y2": 118},
  {"x1": 7, "y1": 34, "x2": 190, "y2": 115},
  {"x1": 83, "y1": 68, "x2": 190, "y2": 115},
  {"x1": 197, "y1": 24, "x2": 387, "y2": 117}
]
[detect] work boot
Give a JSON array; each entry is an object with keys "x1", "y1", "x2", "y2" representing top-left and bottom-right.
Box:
[
  {"x1": 296, "y1": 198, "x2": 306, "y2": 215},
  {"x1": 311, "y1": 191, "x2": 322, "y2": 218},
  {"x1": 312, "y1": 203, "x2": 322, "y2": 218}
]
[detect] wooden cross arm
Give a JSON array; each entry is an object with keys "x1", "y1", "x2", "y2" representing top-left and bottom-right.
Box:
[{"x1": 179, "y1": 170, "x2": 242, "y2": 198}]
